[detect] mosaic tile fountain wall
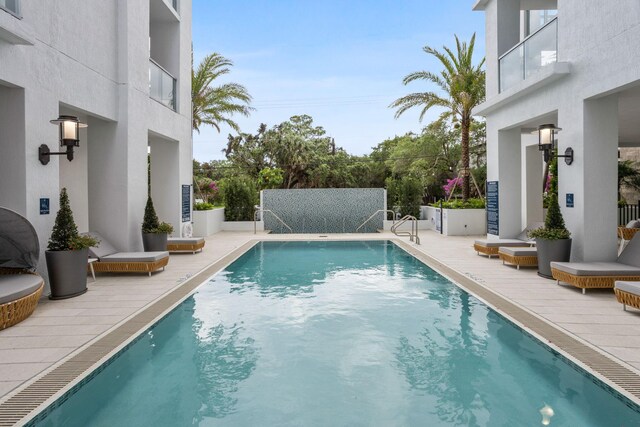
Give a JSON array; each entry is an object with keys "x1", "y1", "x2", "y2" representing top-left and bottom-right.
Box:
[{"x1": 261, "y1": 189, "x2": 386, "y2": 233}]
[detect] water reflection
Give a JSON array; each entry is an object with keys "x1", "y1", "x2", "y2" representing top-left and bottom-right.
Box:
[{"x1": 395, "y1": 292, "x2": 490, "y2": 425}]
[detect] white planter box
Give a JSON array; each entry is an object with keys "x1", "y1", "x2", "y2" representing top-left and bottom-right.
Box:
[
  {"x1": 383, "y1": 220, "x2": 433, "y2": 231},
  {"x1": 421, "y1": 206, "x2": 486, "y2": 236},
  {"x1": 192, "y1": 208, "x2": 225, "y2": 236},
  {"x1": 223, "y1": 220, "x2": 263, "y2": 232}
]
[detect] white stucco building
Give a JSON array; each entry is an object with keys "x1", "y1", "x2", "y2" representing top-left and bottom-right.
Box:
[
  {"x1": 0, "y1": 1, "x2": 193, "y2": 279},
  {"x1": 473, "y1": 0, "x2": 640, "y2": 261}
]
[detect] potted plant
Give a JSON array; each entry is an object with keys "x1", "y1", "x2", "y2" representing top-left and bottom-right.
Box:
[
  {"x1": 141, "y1": 195, "x2": 174, "y2": 251},
  {"x1": 45, "y1": 188, "x2": 99, "y2": 299},
  {"x1": 528, "y1": 156, "x2": 571, "y2": 278}
]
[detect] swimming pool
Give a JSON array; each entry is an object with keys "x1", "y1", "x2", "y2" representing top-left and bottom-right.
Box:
[{"x1": 29, "y1": 240, "x2": 640, "y2": 426}]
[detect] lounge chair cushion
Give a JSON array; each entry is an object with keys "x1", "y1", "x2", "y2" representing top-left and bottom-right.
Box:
[
  {"x1": 551, "y1": 261, "x2": 640, "y2": 276},
  {"x1": 615, "y1": 280, "x2": 640, "y2": 295},
  {"x1": 100, "y1": 252, "x2": 169, "y2": 263},
  {"x1": 625, "y1": 220, "x2": 640, "y2": 229},
  {"x1": 617, "y1": 233, "x2": 640, "y2": 268},
  {"x1": 475, "y1": 239, "x2": 531, "y2": 248},
  {"x1": 499, "y1": 247, "x2": 537, "y2": 257},
  {"x1": 167, "y1": 237, "x2": 205, "y2": 245},
  {"x1": 0, "y1": 274, "x2": 43, "y2": 304},
  {"x1": 85, "y1": 232, "x2": 119, "y2": 258}
]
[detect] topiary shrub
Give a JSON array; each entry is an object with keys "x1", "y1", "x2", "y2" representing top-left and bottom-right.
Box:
[
  {"x1": 224, "y1": 176, "x2": 258, "y2": 221},
  {"x1": 142, "y1": 195, "x2": 174, "y2": 234},
  {"x1": 528, "y1": 156, "x2": 571, "y2": 240},
  {"x1": 48, "y1": 188, "x2": 98, "y2": 251}
]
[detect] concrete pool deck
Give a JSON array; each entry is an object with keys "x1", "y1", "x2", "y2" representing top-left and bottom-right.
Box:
[{"x1": 1, "y1": 230, "x2": 640, "y2": 423}]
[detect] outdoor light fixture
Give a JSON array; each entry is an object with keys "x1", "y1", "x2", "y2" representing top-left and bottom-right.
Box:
[
  {"x1": 39, "y1": 115, "x2": 87, "y2": 165},
  {"x1": 536, "y1": 124, "x2": 573, "y2": 165}
]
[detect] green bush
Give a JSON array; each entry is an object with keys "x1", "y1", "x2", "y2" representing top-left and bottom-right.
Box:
[
  {"x1": 398, "y1": 177, "x2": 422, "y2": 218},
  {"x1": 385, "y1": 177, "x2": 400, "y2": 218},
  {"x1": 224, "y1": 176, "x2": 258, "y2": 221},
  {"x1": 431, "y1": 198, "x2": 485, "y2": 209},
  {"x1": 194, "y1": 202, "x2": 216, "y2": 211}
]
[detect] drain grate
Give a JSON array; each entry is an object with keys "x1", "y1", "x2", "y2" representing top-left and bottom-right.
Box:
[
  {"x1": 395, "y1": 240, "x2": 640, "y2": 405},
  {"x1": 0, "y1": 240, "x2": 258, "y2": 426}
]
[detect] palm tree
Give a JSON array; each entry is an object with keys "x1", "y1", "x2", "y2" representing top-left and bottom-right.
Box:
[
  {"x1": 390, "y1": 34, "x2": 485, "y2": 200},
  {"x1": 192, "y1": 53, "x2": 254, "y2": 134}
]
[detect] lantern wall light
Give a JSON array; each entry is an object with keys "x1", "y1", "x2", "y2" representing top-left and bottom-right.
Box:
[
  {"x1": 536, "y1": 124, "x2": 573, "y2": 165},
  {"x1": 39, "y1": 115, "x2": 87, "y2": 165}
]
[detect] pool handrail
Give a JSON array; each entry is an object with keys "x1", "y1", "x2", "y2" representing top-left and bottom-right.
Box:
[
  {"x1": 254, "y1": 207, "x2": 293, "y2": 234},
  {"x1": 391, "y1": 215, "x2": 420, "y2": 245},
  {"x1": 356, "y1": 210, "x2": 397, "y2": 233}
]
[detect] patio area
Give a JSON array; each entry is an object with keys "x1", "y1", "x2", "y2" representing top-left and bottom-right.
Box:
[{"x1": 1, "y1": 230, "x2": 640, "y2": 418}]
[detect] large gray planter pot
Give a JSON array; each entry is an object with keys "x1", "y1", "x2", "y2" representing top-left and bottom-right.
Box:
[
  {"x1": 536, "y1": 238, "x2": 572, "y2": 279},
  {"x1": 142, "y1": 232, "x2": 168, "y2": 252},
  {"x1": 45, "y1": 248, "x2": 89, "y2": 300}
]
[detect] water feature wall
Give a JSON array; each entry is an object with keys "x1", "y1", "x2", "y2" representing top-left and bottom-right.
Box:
[{"x1": 261, "y1": 188, "x2": 386, "y2": 233}]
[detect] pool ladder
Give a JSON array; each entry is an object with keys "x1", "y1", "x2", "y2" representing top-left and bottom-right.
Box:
[
  {"x1": 254, "y1": 207, "x2": 293, "y2": 234},
  {"x1": 391, "y1": 215, "x2": 420, "y2": 245}
]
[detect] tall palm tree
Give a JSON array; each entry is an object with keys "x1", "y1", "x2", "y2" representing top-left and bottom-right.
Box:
[
  {"x1": 192, "y1": 53, "x2": 254, "y2": 134},
  {"x1": 390, "y1": 34, "x2": 485, "y2": 200}
]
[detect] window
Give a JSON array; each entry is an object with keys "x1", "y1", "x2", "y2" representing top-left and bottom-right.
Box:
[
  {"x1": 526, "y1": 10, "x2": 557, "y2": 36},
  {"x1": 0, "y1": 0, "x2": 20, "y2": 17}
]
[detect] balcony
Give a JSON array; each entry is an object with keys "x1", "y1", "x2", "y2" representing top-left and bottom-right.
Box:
[
  {"x1": 499, "y1": 17, "x2": 557, "y2": 93},
  {"x1": 0, "y1": 0, "x2": 20, "y2": 18},
  {"x1": 149, "y1": 58, "x2": 176, "y2": 111}
]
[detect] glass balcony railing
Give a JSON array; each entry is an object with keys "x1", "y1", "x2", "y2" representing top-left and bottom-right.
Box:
[
  {"x1": 149, "y1": 59, "x2": 176, "y2": 111},
  {"x1": 499, "y1": 17, "x2": 558, "y2": 93},
  {"x1": 172, "y1": 0, "x2": 178, "y2": 12},
  {"x1": 0, "y1": 0, "x2": 20, "y2": 17}
]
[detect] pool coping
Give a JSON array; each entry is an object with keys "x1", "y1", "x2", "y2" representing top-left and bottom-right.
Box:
[{"x1": 2, "y1": 236, "x2": 640, "y2": 425}]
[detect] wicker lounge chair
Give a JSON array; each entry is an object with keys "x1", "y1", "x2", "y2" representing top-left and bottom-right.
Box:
[
  {"x1": 86, "y1": 232, "x2": 169, "y2": 276},
  {"x1": 0, "y1": 207, "x2": 44, "y2": 329},
  {"x1": 474, "y1": 223, "x2": 541, "y2": 258},
  {"x1": 551, "y1": 233, "x2": 640, "y2": 294},
  {"x1": 498, "y1": 246, "x2": 537, "y2": 270},
  {"x1": 167, "y1": 237, "x2": 205, "y2": 254},
  {"x1": 614, "y1": 281, "x2": 640, "y2": 311}
]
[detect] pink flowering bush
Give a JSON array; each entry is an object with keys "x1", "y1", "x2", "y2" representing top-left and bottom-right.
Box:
[{"x1": 443, "y1": 177, "x2": 463, "y2": 197}]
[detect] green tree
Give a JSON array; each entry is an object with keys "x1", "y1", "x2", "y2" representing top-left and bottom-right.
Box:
[
  {"x1": 192, "y1": 53, "x2": 253, "y2": 134},
  {"x1": 618, "y1": 160, "x2": 640, "y2": 201},
  {"x1": 142, "y1": 196, "x2": 160, "y2": 233},
  {"x1": 48, "y1": 188, "x2": 80, "y2": 251},
  {"x1": 390, "y1": 34, "x2": 485, "y2": 200}
]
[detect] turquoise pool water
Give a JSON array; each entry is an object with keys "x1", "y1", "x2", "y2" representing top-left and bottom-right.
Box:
[{"x1": 32, "y1": 241, "x2": 640, "y2": 426}]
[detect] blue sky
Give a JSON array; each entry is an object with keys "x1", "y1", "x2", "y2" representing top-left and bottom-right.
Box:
[{"x1": 192, "y1": 0, "x2": 485, "y2": 161}]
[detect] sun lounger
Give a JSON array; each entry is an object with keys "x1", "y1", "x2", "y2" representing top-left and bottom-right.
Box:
[
  {"x1": 167, "y1": 237, "x2": 205, "y2": 254},
  {"x1": 614, "y1": 281, "x2": 640, "y2": 311},
  {"x1": 498, "y1": 247, "x2": 538, "y2": 269},
  {"x1": 86, "y1": 232, "x2": 169, "y2": 276},
  {"x1": 551, "y1": 233, "x2": 640, "y2": 294},
  {"x1": 473, "y1": 223, "x2": 542, "y2": 258}
]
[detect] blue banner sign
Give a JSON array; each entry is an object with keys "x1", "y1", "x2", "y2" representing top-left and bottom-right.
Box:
[
  {"x1": 566, "y1": 193, "x2": 574, "y2": 208},
  {"x1": 182, "y1": 185, "x2": 191, "y2": 222},
  {"x1": 486, "y1": 181, "x2": 499, "y2": 235}
]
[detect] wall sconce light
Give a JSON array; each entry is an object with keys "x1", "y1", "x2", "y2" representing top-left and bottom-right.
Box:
[
  {"x1": 39, "y1": 115, "x2": 87, "y2": 165},
  {"x1": 536, "y1": 124, "x2": 573, "y2": 165}
]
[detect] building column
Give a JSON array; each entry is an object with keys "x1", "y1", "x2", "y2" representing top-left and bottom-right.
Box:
[
  {"x1": 560, "y1": 95, "x2": 618, "y2": 261},
  {"x1": 487, "y1": 122, "x2": 522, "y2": 238},
  {"x1": 149, "y1": 136, "x2": 180, "y2": 234}
]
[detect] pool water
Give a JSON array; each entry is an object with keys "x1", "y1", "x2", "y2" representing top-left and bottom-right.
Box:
[{"x1": 32, "y1": 241, "x2": 640, "y2": 426}]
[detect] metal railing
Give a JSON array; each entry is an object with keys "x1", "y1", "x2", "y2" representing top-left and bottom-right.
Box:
[
  {"x1": 149, "y1": 58, "x2": 176, "y2": 110},
  {"x1": 499, "y1": 17, "x2": 557, "y2": 92},
  {"x1": 355, "y1": 210, "x2": 397, "y2": 233},
  {"x1": 391, "y1": 215, "x2": 420, "y2": 245},
  {"x1": 619, "y1": 202, "x2": 640, "y2": 226},
  {"x1": 254, "y1": 207, "x2": 292, "y2": 234}
]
